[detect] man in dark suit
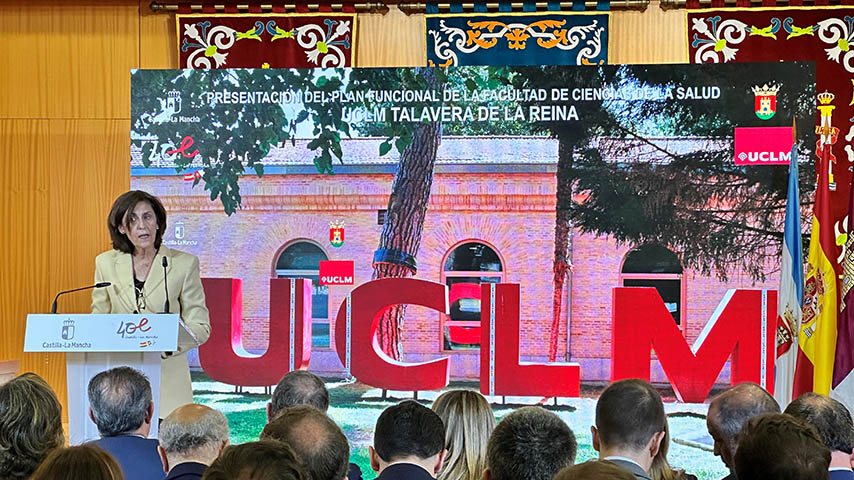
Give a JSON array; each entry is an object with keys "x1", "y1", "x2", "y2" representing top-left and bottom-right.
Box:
[
  {"x1": 735, "y1": 413, "x2": 830, "y2": 480},
  {"x1": 369, "y1": 400, "x2": 446, "y2": 480},
  {"x1": 158, "y1": 403, "x2": 229, "y2": 480},
  {"x1": 706, "y1": 382, "x2": 780, "y2": 480},
  {"x1": 268, "y1": 371, "x2": 362, "y2": 480},
  {"x1": 785, "y1": 393, "x2": 854, "y2": 480},
  {"x1": 484, "y1": 406, "x2": 577, "y2": 480},
  {"x1": 593, "y1": 379, "x2": 667, "y2": 480},
  {"x1": 87, "y1": 366, "x2": 165, "y2": 480}
]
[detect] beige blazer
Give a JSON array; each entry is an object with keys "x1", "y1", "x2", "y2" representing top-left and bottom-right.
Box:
[{"x1": 91, "y1": 246, "x2": 211, "y2": 417}]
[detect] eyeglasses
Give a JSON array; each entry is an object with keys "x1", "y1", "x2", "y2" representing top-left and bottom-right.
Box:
[{"x1": 135, "y1": 285, "x2": 146, "y2": 312}]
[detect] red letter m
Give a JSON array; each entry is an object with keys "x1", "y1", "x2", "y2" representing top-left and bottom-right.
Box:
[{"x1": 612, "y1": 287, "x2": 776, "y2": 402}]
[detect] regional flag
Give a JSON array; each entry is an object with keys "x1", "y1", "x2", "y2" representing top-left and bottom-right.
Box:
[
  {"x1": 831, "y1": 172, "x2": 854, "y2": 412},
  {"x1": 793, "y1": 96, "x2": 840, "y2": 397},
  {"x1": 774, "y1": 141, "x2": 803, "y2": 407}
]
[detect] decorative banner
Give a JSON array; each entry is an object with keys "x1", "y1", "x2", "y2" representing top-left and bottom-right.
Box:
[
  {"x1": 178, "y1": 13, "x2": 356, "y2": 69},
  {"x1": 688, "y1": 7, "x2": 853, "y2": 241},
  {"x1": 426, "y1": 12, "x2": 609, "y2": 66}
]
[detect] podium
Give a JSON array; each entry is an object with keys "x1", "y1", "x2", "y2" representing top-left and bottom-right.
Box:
[{"x1": 24, "y1": 313, "x2": 181, "y2": 445}]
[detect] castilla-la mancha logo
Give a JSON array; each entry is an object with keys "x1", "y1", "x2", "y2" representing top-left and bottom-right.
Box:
[{"x1": 61, "y1": 320, "x2": 75, "y2": 340}]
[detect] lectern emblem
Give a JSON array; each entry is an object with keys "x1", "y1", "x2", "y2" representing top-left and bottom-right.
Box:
[{"x1": 61, "y1": 320, "x2": 75, "y2": 340}]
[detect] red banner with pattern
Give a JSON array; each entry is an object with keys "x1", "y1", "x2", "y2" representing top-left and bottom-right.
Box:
[
  {"x1": 688, "y1": 7, "x2": 850, "y2": 264},
  {"x1": 178, "y1": 14, "x2": 356, "y2": 69}
]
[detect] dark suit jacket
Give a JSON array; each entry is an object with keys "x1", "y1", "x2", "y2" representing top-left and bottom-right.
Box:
[
  {"x1": 719, "y1": 473, "x2": 737, "y2": 480},
  {"x1": 90, "y1": 435, "x2": 166, "y2": 480},
  {"x1": 605, "y1": 458, "x2": 652, "y2": 480},
  {"x1": 830, "y1": 469, "x2": 854, "y2": 480},
  {"x1": 348, "y1": 462, "x2": 363, "y2": 480},
  {"x1": 165, "y1": 462, "x2": 207, "y2": 480},
  {"x1": 376, "y1": 463, "x2": 434, "y2": 480}
]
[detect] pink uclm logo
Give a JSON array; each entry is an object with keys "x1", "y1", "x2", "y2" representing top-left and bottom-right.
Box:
[{"x1": 734, "y1": 127, "x2": 794, "y2": 165}]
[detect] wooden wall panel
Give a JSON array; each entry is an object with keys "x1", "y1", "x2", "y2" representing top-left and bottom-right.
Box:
[
  {"x1": 44, "y1": 0, "x2": 139, "y2": 119},
  {"x1": 0, "y1": 3, "x2": 51, "y2": 118},
  {"x1": 0, "y1": 119, "x2": 66, "y2": 406},
  {"x1": 48, "y1": 120, "x2": 131, "y2": 316},
  {"x1": 356, "y1": 7, "x2": 425, "y2": 67},
  {"x1": 140, "y1": 0, "x2": 178, "y2": 69},
  {"x1": 609, "y1": 3, "x2": 687, "y2": 64}
]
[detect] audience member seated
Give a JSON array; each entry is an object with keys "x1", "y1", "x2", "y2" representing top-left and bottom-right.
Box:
[
  {"x1": 30, "y1": 444, "x2": 124, "y2": 480},
  {"x1": 784, "y1": 393, "x2": 854, "y2": 480},
  {"x1": 431, "y1": 390, "x2": 495, "y2": 480},
  {"x1": 0, "y1": 373, "x2": 65, "y2": 480},
  {"x1": 267, "y1": 370, "x2": 361, "y2": 480},
  {"x1": 706, "y1": 382, "x2": 780, "y2": 480},
  {"x1": 369, "y1": 400, "x2": 447, "y2": 480},
  {"x1": 268, "y1": 370, "x2": 329, "y2": 421},
  {"x1": 734, "y1": 413, "x2": 830, "y2": 480},
  {"x1": 261, "y1": 405, "x2": 350, "y2": 480},
  {"x1": 87, "y1": 366, "x2": 165, "y2": 480},
  {"x1": 158, "y1": 404, "x2": 230, "y2": 480},
  {"x1": 201, "y1": 440, "x2": 310, "y2": 480},
  {"x1": 554, "y1": 461, "x2": 636, "y2": 480},
  {"x1": 593, "y1": 379, "x2": 666, "y2": 480},
  {"x1": 484, "y1": 405, "x2": 577, "y2": 480},
  {"x1": 649, "y1": 423, "x2": 697, "y2": 480}
]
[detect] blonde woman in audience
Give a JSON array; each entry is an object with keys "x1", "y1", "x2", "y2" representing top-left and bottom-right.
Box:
[
  {"x1": 30, "y1": 445, "x2": 124, "y2": 480},
  {"x1": 431, "y1": 390, "x2": 495, "y2": 480},
  {"x1": 649, "y1": 423, "x2": 697, "y2": 480}
]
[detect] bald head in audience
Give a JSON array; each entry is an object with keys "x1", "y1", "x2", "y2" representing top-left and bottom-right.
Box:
[
  {"x1": 707, "y1": 382, "x2": 780, "y2": 480},
  {"x1": 261, "y1": 405, "x2": 349, "y2": 480},
  {"x1": 158, "y1": 404, "x2": 229, "y2": 476}
]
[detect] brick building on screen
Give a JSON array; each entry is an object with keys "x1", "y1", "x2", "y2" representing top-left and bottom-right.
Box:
[{"x1": 131, "y1": 136, "x2": 777, "y2": 384}]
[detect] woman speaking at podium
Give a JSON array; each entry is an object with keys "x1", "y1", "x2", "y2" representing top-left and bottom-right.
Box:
[{"x1": 91, "y1": 190, "x2": 211, "y2": 417}]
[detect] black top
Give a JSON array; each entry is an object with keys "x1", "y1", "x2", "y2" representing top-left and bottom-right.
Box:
[
  {"x1": 376, "y1": 463, "x2": 434, "y2": 480},
  {"x1": 165, "y1": 461, "x2": 207, "y2": 480}
]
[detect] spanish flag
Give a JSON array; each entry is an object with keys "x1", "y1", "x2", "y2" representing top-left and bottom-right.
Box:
[{"x1": 793, "y1": 92, "x2": 840, "y2": 396}]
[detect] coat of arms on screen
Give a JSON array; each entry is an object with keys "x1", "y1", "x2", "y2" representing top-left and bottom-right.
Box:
[
  {"x1": 61, "y1": 320, "x2": 75, "y2": 340},
  {"x1": 753, "y1": 84, "x2": 779, "y2": 120},
  {"x1": 330, "y1": 221, "x2": 345, "y2": 248}
]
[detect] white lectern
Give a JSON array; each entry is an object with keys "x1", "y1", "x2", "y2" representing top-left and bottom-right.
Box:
[{"x1": 24, "y1": 313, "x2": 181, "y2": 445}]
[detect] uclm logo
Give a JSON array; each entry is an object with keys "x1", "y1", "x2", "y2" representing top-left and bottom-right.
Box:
[
  {"x1": 734, "y1": 126, "x2": 794, "y2": 165},
  {"x1": 319, "y1": 261, "x2": 355, "y2": 286},
  {"x1": 737, "y1": 150, "x2": 792, "y2": 163}
]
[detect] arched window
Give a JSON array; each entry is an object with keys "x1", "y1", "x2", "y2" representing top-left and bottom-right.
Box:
[
  {"x1": 621, "y1": 244, "x2": 685, "y2": 328},
  {"x1": 441, "y1": 241, "x2": 504, "y2": 351},
  {"x1": 276, "y1": 241, "x2": 329, "y2": 348}
]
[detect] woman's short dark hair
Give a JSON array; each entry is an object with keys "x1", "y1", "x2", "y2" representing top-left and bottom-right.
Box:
[
  {"x1": 0, "y1": 373, "x2": 65, "y2": 480},
  {"x1": 107, "y1": 190, "x2": 167, "y2": 254},
  {"x1": 30, "y1": 445, "x2": 124, "y2": 480}
]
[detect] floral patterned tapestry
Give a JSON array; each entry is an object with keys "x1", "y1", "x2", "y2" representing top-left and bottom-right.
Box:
[
  {"x1": 178, "y1": 13, "x2": 356, "y2": 69},
  {"x1": 688, "y1": 7, "x2": 852, "y2": 246},
  {"x1": 426, "y1": 11, "x2": 609, "y2": 66}
]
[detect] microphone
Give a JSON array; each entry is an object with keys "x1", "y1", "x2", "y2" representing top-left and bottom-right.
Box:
[
  {"x1": 51, "y1": 282, "x2": 111, "y2": 314},
  {"x1": 162, "y1": 256, "x2": 170, "y2": 314}
]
